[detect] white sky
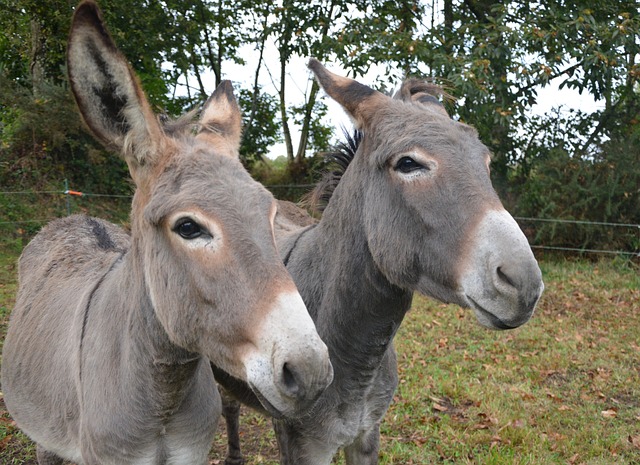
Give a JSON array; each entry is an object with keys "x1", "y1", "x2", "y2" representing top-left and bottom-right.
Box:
[{"x1": 197, "y1": 43, "x2": 603, "y2": 160}]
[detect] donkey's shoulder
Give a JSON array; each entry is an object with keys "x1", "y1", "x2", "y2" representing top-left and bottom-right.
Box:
[
  {"x1": 31, "y1": 214, "x2": 129, "y2": 252},
  {"x1": 19, "y1": 215, "x2": 130, "y2": 280},
  {"x1": 275, "y1": 200, "x2": 317, "y2": 235}
]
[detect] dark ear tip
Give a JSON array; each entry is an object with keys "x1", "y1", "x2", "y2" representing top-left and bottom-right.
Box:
[
  {"x1": 209, "y1": 79, "x2": 236, "y2": 104},
  {"x1": 218, "y1": 80, "x2": 233, "y2": 91},
  {"x1": 307, "y1": 58, "x2": 322, "y2": 72},
  {"x1": 73, "y1": 0, "x2": 101, "y2": 24}
]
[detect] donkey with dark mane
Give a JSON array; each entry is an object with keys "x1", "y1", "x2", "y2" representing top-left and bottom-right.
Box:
[
  {"x1": 214, "y1": 60, "x2": 544, "y2": 465},
  {"x1": 1, "y1": 4, "x2": 333, "y2": 464}
]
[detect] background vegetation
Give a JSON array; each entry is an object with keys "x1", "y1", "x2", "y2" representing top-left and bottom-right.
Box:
[
  {"x1": 1, "y1": 1, "x2": 639, "y2": 249},
  {"x1": 0, "y1": 2, "x2": 638, "y2": 462}
]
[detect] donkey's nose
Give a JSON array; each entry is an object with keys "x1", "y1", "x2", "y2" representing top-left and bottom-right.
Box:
[
  {"x1": 275, "y1": 353, "x2": 334, "y2": 406},
  {"x1": 280, "y1": 362, "x2": 300, "y2": 398},
  {"x1": 244, "y1": 289, "x2": 333, "y2": 417},
  {"x1": 460, "y1": 209, "x2": 544, "y2": 330},
  {"x1": 493, "y1": 261, "x2": 543, "y2": 314},
  {"x1": 496, "y1": 266, "x2": 517, "y2": 289}
]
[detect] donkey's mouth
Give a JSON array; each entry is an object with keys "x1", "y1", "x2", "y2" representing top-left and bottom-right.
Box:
[
  {"x1": 248, "y1": 383, "x2": 286, "y2": 420},
  {"x1": 466, "y1": 296, "x2": 518, "y2": 330}
]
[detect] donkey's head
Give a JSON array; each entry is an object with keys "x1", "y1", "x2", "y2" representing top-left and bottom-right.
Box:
[
  {"x1": 309, "y1": 60, "x2": 543, "y2": 329},
  {"x1": 66, "y1": 0, "x2": 332, "y2": 417}
]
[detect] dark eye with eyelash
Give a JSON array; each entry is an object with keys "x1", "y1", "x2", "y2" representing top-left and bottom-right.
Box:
[
  {"x1": 174, "y1": 218, "x2": 203, "y2": 239},
  {"x1": 394, "y1": 156, "x2": 427, "y2": 174}
]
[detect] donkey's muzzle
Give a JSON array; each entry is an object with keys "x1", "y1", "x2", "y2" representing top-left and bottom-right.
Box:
[
  {"x1": 274, "y1": 346, "x2": 334, "y2": 414},
  {"x1": 243, "y1": 291, "x2": 333, "y2": 418},
  {"x1": 460, "y1": 209, "x2": 544, "y2": 330}
]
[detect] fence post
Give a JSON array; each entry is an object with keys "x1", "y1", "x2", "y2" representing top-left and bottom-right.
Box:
[{"x1": 64, "y1": 179, "x2": 71, "y2": 216}]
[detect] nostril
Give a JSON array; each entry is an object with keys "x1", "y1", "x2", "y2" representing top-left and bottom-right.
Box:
[
  {"x1": 496, "y1": 266, "x2": 517, "y2": 288},
  {"x1": 281, "y1": 362, "x2": 300, "y2": 398}
]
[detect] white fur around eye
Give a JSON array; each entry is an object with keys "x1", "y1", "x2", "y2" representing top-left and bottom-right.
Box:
[
  {"x1": 168, "y1": 210, "x2": 224, "y2": 252},
  {"x1": 391, "y1": 151, "x2": 438, "y2": 182}
]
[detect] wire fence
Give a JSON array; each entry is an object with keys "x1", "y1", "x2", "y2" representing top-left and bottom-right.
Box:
[{"x1": 1, "y1": 184, "x2": 638, "y2": 258}]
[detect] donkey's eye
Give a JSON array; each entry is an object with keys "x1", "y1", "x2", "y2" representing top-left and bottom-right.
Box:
[
  {"x1": 395, "y1": 156, "x2": 426, "y2": 173},
  {"x1": 174, "y1": 219, "x2": 202, "y2": 239}
]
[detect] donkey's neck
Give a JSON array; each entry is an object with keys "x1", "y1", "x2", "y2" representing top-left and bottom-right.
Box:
[
  {"x1": 123, "y1": 243, "x2": 199, "y2": 365},
  {"x1": 93, "y1": 242, "x2": 203, "y2": 411},
  {"x1": 283, "y1": 189, "x2": 412, "y2": 393}
]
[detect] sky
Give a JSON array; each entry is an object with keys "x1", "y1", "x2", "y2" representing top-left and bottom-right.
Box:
[{"x1": 205, "y1": 45, "x2": 603, "y2": 160}]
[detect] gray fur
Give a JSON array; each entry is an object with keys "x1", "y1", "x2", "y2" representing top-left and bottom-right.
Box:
[
  {"x1": 1, "y1": 4, "x2": 332, "y2": 465},
  {"x1": 218, "y1": 60, "x2": 543, "y2": 465}
]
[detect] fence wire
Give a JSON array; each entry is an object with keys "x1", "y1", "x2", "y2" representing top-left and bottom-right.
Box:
[{"x1": 1, "y1": 186, "x2": 638, "y2": 258}]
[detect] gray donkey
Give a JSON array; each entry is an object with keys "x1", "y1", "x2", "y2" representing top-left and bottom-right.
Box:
[
  {"x1": 214, "y1": 60, "x2": 544, "y2": 465},
  {"x1": 1, "y1": 3, "x2": 333, "y2": 464}
]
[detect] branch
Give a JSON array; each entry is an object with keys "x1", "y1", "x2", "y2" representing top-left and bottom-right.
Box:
[
  {"x1": 516, "y1": 60, "x2": 585, "y2": 97},
  {"x1": 462, "y1": 0, "x2": 487, "y2": 22},
  {"x1": 242, "y1": 13, "x2": 269, "y2": 149}
]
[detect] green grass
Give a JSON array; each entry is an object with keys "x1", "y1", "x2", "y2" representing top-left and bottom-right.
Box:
[{"x1": 0, "y1": 248, "x2": 638, "y2": 464}]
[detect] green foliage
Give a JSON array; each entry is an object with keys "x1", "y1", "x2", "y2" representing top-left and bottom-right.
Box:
[
  {"x1": 0, "y1": 0, "x2": 638, "y2": 252},
  {"x1": 238, "y1": 87, "x2": 282, "y2": 166},
  {"x1": 290, "y1": 99, "x2": 332, "y2": 155},
  {"x1": 513, "y1": 123, "x2": 640, "y2": 254},
  {"x1": 0, "y1": 72, "x2": 130, "y2": 195},
  {"x1": 418, "y1": 1, "x2": 640, "y2": 187}
]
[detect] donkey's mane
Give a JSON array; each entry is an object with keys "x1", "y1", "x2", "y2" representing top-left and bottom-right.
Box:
[
  {"x1": 305, "y1": 129, "x2": 362, "y2": 214},
  {"x1": 159, "y1": 107, "x2": 206, "y2": 138}
]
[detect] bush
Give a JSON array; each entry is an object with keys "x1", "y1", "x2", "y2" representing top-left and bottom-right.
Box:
[{"x1": 513, "y1": 134, "x2": 640, "y2": 255}]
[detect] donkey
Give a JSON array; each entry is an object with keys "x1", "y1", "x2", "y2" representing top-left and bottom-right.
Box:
[
  {"x1": 214, "y1": 60, "x2": 544, "y2": 465},
  {"x1": 0, "y1": 3, "x2": 333, "y2": 464}
]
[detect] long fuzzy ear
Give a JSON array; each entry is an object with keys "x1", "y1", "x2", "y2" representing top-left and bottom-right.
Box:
[
  {"x1": 307, "y1": 58, "x2": 388, "y2": 129},
  {"x1": 67, "y1": 0, "x2": 163, "y2": 173},
  {"x1": 196, "y1": 80, "x2": 242, "y2": 158},
  {"x1": 393, "y1": 78, "x2": 450, "y2": 117}
]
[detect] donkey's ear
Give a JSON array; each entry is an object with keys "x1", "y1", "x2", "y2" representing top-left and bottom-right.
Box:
[
  {"x1": 393, "y1": 78, "x2": 450, "y2": 117},
  {"x1": 67, "y1": 0, "x2": 164, "y2": 175},
  {"x1": 196, "y1": 80, "x2": 242, "y2": 158},
  {"x1": 308, "y1": 58, "x2": 387, "y2": 129}
]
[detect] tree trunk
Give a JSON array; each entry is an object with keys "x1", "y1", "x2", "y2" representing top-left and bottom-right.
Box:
[
  {"x1": 294, "y1": 80, "x2": 319, "y2": 164},
  {"x1": 278, "y1": 54, "x2": 295, "y2": 162},
  {"x1": 443, "y1": 0, "x2": 453, "y2": 56},
  {"x1": 30, "y1": 20, "x2": 44, "y2": 96},
  {"x1": 292, "y1": 0, "x2": 337, "y2": 164},
  {"x1": 242, "y1": 14, "x2": 269, "y2": 151},
  {"x1": 199, "y1": 0, "x2": 221, "y2": 86}
]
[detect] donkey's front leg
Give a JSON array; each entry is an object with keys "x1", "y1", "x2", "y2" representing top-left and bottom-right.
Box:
[
  {"x1": 36, "y1": 445, "x2": 64, "y2": 465},
  {"x1": 273, "y1": 418, "x2": 336, "y2": 465},
  {"x1": 220, "y1": 389, "x2": 245, "y2": 465},
  {"x1": 343, "y1": 424, "x2": 381, "y2": 465}
]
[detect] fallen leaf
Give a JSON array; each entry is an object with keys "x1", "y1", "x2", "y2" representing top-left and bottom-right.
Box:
[
  {"x1": 0, "y1": 435, "x2": 13, "y2": 451},
  {"x1": 511, "y1": 419, "x2": 525, "y2": 428},
  {"x1": 629, "y1": 435, "x2": 640, "y2": 450},
  {"x1": 432, "y1": 403, "x2": 448, "y2": 412},
  {"x1": 601, "y1": 409, "x2": 617, "y2": 418}
]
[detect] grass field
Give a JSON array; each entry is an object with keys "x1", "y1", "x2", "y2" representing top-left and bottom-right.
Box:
[{"x1": 0, "y1": 238, "x2": 638, "y2": 464}]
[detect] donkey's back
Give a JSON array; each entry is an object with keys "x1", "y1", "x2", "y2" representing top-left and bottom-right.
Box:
[
  {"x1": 2, "y1": 215, "x2": 130, "y2": 459},
  {"x1": 18, "y1": 215, "x2": 129, "y2": 289}
]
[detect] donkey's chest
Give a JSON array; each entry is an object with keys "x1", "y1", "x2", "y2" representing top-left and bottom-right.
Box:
[
  {"x1": 81, "y1": 408, "x2": 218, "y2": 465},
  {"x1": 77, "y1": 360, "x2": 221, "y2": 465},
  {"x1": 324, "y1": 360, "x2": 398, "y2": 447}
]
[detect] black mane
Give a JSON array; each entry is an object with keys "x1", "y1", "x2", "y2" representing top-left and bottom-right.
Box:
[{"x1": 306, "y1": 129, "x2": 362, "y2": 214}]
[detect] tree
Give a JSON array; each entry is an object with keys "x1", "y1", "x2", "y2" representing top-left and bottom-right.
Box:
[{"x1": 237, "y1": 86, "x2": 282, "y2": 166}]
